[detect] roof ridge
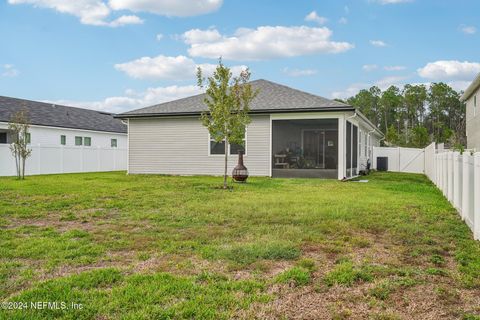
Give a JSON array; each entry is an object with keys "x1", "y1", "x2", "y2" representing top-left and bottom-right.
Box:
[{"x1": 0, "y1": 95, "x2": 111, "y2": 115}]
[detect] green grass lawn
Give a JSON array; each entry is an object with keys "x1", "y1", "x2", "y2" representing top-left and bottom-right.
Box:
[{"x1": 1, "y1": 171, "x2": 480, "y2": 319}]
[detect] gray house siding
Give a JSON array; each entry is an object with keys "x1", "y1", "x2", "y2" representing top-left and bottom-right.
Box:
[
  {"x1": 465, "y1": 89, "x2": 480, "y2": 151},
  {"x1": 128, "y1": 115, "x2": 270, "y2": 176}
]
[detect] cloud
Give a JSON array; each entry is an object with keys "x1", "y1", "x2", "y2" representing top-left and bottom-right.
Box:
[
  {"x1": 384, "y1": 65, "x2": 406, "y2": 71},
  {"x1": 304, "y1": 11, "x2": 328, "y2": 25},
  {"x1": 184, "y1": 26, "x2": 354, "y2": 61},
  {"x1": 108, "y1": 15, "x2": 143, "y2": 27},
  {"x1": 8, "y1": 0, "x2": 220, "y2": 26},
  {"x1": 417, "y1": 60, "x2": 480, "y2": 81},
  {"x1": 49, "y1": 85, "x2": 204, "y2": 113},
  {"x1": 182, "y1": 28, "x2": 222, "y2": 45},
  {"x1": 9, "y1": 0, "x2": 110, "y2": 26},
  {"x1": 8, "y1": 0, "x2": 143, "y2": 27},
  {"x1": 373, "y1": 0, "x2": 413, "y2": 4},
  {"x1": 108, "y1": 0, "x2": 222, "y2": 17},
  {"x1": 460, "y1": 25, "x2": 476, "y2": 35},
  {"x1": 362, "y1": 64, "x2": 378, "y2": 72},
  {"x1": 114, "y1": 55, "x2": 247, "y2": 80},
  {"x1": 2, "y1": 64, "x2": 19, "y2": 77},
  {"x1": 370, "y1": 40, "x2": 387, "y2": 47},
  {"x1": 156, "y1": 33, "x2": 163, "y2": 41},
  {"x1": 283, "y1": 67, "x2": 317, "y2": 77},
  {"x1": 338, "y1": 17, "x2": 348, "y2": 24}
]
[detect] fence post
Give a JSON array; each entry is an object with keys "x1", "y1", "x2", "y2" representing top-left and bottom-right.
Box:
[
  {"x1": 462, "y1": 154, "x2": 470, "y2": 222},
  {"x1": 443, "y1": 153, "x2": 448, "y2": 196},
  {"x1": 447, "y1": 152, "x2": 454, "y2": 202},
  {"x1": 474, "y1": 154, "x2": 480, "y2": 240},
  {"x1": 453, "y1": 152, "x2": 459, "y2": 209}
]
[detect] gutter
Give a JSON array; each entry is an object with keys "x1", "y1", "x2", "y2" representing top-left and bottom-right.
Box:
[{"x1": 114, "y1": 106, "x2": 356, "y2": 119}]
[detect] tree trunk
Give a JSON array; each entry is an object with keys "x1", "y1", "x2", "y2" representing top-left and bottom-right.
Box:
[
  {"x1": 14, "y1": 150, "x2": 20, "y2": 179},
  {"x1": 223, "y1": 136, "x2": 228, "y2": 189},
  {"x1": 22, "y1": 155, "x2": 26, "y2": 180}
]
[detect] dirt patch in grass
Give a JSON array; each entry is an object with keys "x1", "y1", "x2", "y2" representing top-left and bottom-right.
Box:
[{"x1": 6, "y1": 209, "x2": 120, "y2": 233}]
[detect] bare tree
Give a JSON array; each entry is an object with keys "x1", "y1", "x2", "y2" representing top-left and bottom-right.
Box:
[{"x1": 8, "y1": 109, "x2": 32, "y2": 179}]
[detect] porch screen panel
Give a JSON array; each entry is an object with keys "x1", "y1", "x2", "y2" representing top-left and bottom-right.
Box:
[
  {"x1": 271, "y1": 119, "x2": 338, "y2": 178},
  {"x1": 352, "y1": 124, "x2": 358, "y2": 176},
  {"x1": 346, "y1": 121, "x2": 352, "y2": 177}
]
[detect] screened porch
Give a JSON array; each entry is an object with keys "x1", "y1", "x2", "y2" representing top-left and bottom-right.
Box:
[{"x1": 271, "y1": 119, "x2": 339, "y2": 178}]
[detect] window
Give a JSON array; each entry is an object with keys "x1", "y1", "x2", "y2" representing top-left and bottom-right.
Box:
[
  {"x1": 111, "y1": 138, "x2": 117, "y2": 148},
  {"x1": 230, "y1": 141, "x2": 246, "y2": 155},
  {"x1": 209, "y1": 131, "x2": 246, "y2": 156},
  {"x1": 60, "y1": 135, "x2": 66, "y2": 145},
  {"x1": 0, "y1": 132, "x2": 6, "y2": 144},
  {"x1": 84, "y1": 137, "x2": 91, "y2": 146},
  {"x1": 210, "y1": 138, "x2": 226, "y2": 155},
  {"x1": 75, "y1": 136, "x2": 83, "y2": 146},
  {"x1": 25, "y1": 133, "x2": 31, "y2": 144}
]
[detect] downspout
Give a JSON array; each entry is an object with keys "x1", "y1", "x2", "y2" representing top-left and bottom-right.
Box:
[
  {"x1": 344, "y1": 111, "x2": 357, "y2": 179},
  {"x1": 367, "y1": 128, "x2": 376, "y2": 161}
]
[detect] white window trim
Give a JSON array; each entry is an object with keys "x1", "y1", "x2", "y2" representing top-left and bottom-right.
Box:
[{"x1": 207, "y1": 129, "x2": 248, "y2": 156}]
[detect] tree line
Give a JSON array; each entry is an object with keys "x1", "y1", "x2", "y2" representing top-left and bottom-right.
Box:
[{"x1": 337, "y1": 83, "x2": 466, "y2": 149}]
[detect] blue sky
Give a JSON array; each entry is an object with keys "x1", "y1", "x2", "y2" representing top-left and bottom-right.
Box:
[{"x1": 1, "y1": 0, "x2": 479, "y2": 113}]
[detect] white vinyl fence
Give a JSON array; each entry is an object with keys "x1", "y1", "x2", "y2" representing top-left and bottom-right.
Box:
[
  {"x1": 429, "y1": 145, "x2": 480, "y2": 240},
  {"x1": 374, "y1": 143, "x2": 480, "y2": 240},
  {"x1": 372, "y1": 146, "x2": 425, "y2": 174},
  {"x1": 0, "y1": 144, "x2": 127, "y2": 176}
]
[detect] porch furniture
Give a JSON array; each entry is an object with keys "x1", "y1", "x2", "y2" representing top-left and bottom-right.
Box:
[{"x1": 274, "y1": 154, "x2": 289, "y2": 168}]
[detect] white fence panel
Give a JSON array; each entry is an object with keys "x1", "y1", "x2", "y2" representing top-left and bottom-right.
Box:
[
  {"x1": 425, "y1": 147, "x2": 480, "y2": 240},
  {"x1": 474, "y1": 154, "x2": 480, "y2": 239},
  {"x1": 453, "y1": 152, "x2": 463, "y2": 212},
  {"x1": 0, "y1": 144, "x2": 127, "y2": 176},
  {"x1": 424, "y1": 143, "x2": 436, "y2": 181},
  {"x1": 373, "y1": 147, "x2": 425, "y2": 174}
]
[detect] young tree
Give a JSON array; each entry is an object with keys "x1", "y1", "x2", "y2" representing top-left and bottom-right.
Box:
[
  {"x1": 197, "y1": 60, "x2": 258, "y2": 189},
  {"x1": 8, "y1": 109, "x2": 32, "y2": 179}
]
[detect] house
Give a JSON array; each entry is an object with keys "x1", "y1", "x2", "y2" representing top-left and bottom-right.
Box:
[
  {"x1": 461, "y1": 73, "x2": 480, "y2": 151},
  {"x1": 0, "y1": 96, "x2": 127, "y2": 176},
  {"x1": 117, "y1": 80, "x2": 383, "y2": 180}
]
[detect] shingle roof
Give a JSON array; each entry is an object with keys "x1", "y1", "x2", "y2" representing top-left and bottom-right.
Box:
[
  {"x1": 118, "y1": 79, "x2": 353, "y2": 117},
  {"x1": 0, "y1": 96, "x2": 127, "y2": 133}
]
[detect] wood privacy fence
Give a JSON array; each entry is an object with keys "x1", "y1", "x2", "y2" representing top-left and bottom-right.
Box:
[
  {"x1": 0, "y1": 144, "x2": 127, "y2": 176},
  {"x1": 429, "y1": 145, "x2": 480, "y2": 240}
]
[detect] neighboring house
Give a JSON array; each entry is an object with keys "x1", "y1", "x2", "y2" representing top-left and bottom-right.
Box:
[
  {"x1": 461, "y1": 73, "x2": 480, "y2": 151},
  {"x1": 0, "y1": 96, "x2": 127, "y2": 176},
  {"x1": 117, "y1": 80, "x2": 383, "y2": 180}
]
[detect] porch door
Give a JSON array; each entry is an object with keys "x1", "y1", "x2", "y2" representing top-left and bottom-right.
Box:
[{"x1": 303, "y1": 130, "x2": 325, "y2": 169}]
